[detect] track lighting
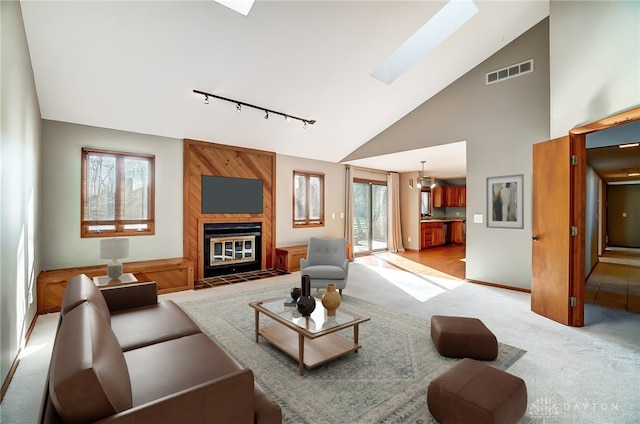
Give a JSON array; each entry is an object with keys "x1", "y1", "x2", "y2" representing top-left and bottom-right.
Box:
[{"x1": 193, "y1": 89, "x2": 316, "y2": 127}]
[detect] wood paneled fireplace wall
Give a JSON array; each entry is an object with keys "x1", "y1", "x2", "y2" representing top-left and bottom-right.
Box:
[{"x1": 183, "y1": 139, "x2": 276, "y2": 281}]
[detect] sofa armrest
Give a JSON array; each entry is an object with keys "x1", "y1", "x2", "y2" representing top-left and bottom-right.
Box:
[
  {"x1": 100, "y1": 282, "x2": 158, "y2": 312},
  {"x1": 300, "y1": 258, "x2": 309, "y2": 269},
  {"x1": 95, "y1": 368, "x2": 256, "y2": 424}
]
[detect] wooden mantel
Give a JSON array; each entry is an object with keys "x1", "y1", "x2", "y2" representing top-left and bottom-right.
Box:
[{"x1": 183, "y1": 139, "x2": 277, "y2": 281}]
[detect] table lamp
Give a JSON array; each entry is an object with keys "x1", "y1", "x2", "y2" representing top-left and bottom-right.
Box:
[{"x1": 100, "y1": 238, "x2": 130, "y2": 280}]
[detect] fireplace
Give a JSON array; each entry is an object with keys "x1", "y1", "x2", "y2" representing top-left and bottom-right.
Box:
[{"x1": 203, "y1": 222, "x2": 262, "y2": 278}]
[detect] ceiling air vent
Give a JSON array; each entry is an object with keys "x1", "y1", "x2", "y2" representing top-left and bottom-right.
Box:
[{"x1": 486, "y1": 59, "x2": 534, "y2": 85}]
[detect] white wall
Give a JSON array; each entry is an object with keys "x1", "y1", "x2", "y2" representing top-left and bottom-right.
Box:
[
  {"x1": 40, "y1": 121, "x2": 183, "y2": 269},
  {"x1": 585, "y1": 166, "x2": 600, "y2": 275},
  {"x1": 0, "y1": 0, "x2": 41, "y2": 388},
  {"x1": 339, "y1": 19, "x2": 551, "y2": 289},
  {"x1": 550, "y1": 0, "x2": 640, "y2": 136},
  {"x1": 275, "y1": 154, "x2": 346, "y2": 246},
  {"x1": 39, "y1": 121, "x2": 352, "y2": 268}
]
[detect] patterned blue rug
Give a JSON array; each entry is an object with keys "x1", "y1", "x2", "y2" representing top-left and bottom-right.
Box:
[{"x1": 179, "y1": 285, "x2": 526, "y2": 423}]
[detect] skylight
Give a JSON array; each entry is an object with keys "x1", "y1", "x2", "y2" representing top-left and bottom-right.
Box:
[
  {"x1": 215, "y1": 0, "x2": 255, "y2": 16},
  {"x1": 371, "y1": 0, "x2": 479, "y2": 85}
]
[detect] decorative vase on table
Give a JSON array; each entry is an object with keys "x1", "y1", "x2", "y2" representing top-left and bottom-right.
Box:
[
  {"x1": 296, "y1": 274, "x2": 316, "y2": 317},
  {"x1": 290, "y1": 287, "x2": 301, "y2": 302},
  {"x1": 321, "y1": 283, "x2": 341, "y2": 316}
]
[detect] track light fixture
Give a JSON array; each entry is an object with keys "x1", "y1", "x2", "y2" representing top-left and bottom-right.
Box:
[{"x1": 194, "y1": 89, "x2": 316, "y2": 128}]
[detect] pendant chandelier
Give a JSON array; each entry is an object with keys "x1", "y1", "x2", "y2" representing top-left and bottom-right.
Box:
[{"x1": 416, "y1": 161, "x2": 436, "y2": 189}]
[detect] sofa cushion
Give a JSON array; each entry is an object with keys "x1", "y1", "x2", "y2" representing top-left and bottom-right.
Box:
[
  {"x1": 49, "y1": 302, "x2": 133, "y2": 423},
  {"x1": 61, "y1": 274, "x2": 111, "y2": 324},
  {"x1": 124, "y1": 333, "x2": 245, "y2": 406},
  {"x1": 300, "y1": 264, "x2": 347, "y2": 280},
  {"x1": 110, "y1": 300, "x2": 202, "y2": 351}
]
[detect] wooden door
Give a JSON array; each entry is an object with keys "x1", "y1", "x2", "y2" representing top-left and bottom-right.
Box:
[{"x1": 531, "y1": 136, "x2": 578, "y2": 325}]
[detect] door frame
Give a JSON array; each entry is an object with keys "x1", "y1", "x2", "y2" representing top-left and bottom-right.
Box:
[{"x1": 567, "y1": 107, "x2": 640, "y2": 326}]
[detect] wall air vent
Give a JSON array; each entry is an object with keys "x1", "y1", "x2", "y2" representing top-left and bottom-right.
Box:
[{"x1": 486, "y1": 59, "x2": 534, "y2": 85}]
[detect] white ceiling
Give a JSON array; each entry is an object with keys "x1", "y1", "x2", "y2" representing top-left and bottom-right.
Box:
[{"x1": 20, "y1": 0, "x2": 549, "y2": 176}]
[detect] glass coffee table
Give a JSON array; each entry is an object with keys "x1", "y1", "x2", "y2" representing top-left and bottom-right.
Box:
[{"x1": 249, "y1": 297, "x2": 370, "y2": 375}]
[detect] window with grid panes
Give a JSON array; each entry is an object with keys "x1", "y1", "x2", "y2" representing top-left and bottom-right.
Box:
[
  {"x1": 293, "y1": 171, "x2": 324, "y2": 227},
  {"x1": 81, "y1": 148, "x2": 155, "y2": 237}
]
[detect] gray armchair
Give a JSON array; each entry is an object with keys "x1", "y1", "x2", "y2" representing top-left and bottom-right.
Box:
[{"x1": 300, "y1": 237, "x2": 349, "y2": 295}]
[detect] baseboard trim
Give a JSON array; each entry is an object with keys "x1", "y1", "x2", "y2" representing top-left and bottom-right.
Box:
[
  {"x1": 466, "y1": 278, "x2": 531, "y2": 294},
  {"x1": 0, "y1": 313, "x2": 39, "y2": 402}
]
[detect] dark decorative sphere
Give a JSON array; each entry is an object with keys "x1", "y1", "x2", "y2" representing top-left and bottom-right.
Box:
[
  {"x1": 296, "y1": 295, "x2": 316, "y2": 317},
  {"x1": 290, "y1": 287, "x2": 302, "y2": 301}
]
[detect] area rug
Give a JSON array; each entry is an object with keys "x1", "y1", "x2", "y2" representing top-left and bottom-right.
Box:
[{"x1": 179, "y1": 285, "x2": 526, "y2": 423}]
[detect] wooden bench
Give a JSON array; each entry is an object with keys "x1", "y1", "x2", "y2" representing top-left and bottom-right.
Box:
[{"x1": 37, "y1": 257, "x2": 194, "y2": 314}]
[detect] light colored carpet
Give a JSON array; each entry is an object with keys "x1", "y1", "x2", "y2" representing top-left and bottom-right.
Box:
[
  {"x1": 180, "y1": 285, "x2": 525, "y2": 423},
  {"x1": 1, "y1": 259, "x2": 639, "y2": 423}
]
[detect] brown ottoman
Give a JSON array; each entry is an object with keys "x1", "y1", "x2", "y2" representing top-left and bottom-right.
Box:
[
  {"x1": 431, "y1": 315, "x2": 498, "y2": 360},
  {"x1": 427, "y1": 358, "x2": 527, "y2": 424}
]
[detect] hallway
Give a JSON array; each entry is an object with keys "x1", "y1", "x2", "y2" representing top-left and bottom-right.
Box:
[{"x1": 585, "y1": 247, "x2": 640, "y2": 314}]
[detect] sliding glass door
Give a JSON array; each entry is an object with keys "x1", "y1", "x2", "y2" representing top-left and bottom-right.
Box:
[{"x1": 352, "y1": 180, "x2": 388, "y2": 254}]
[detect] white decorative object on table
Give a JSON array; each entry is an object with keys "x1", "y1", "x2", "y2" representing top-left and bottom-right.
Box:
[{"x1": 100, "y1": 238, "x2": 129, "y2": 280}]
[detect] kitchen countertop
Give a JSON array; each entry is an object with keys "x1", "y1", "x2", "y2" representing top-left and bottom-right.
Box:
[{"x1": 421, "y1": 218, "x2": 465, "y2": 222}]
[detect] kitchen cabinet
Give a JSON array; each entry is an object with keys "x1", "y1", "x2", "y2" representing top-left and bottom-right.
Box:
[
  {"x1": 421, "y1": 221, "x2": 445, "y2": 249},
  {"x1": 433, "y1": 186, "x2": 466, "y2": 208},
  {"x1": 451, "y1": 221, "x2": 464, "y2": 244},
  {"x1": 456, "y1": 186, "x2": 466, "y2": 207},
  {"x1": 421, "y1": 220, "x2": 464, "y2": 249},
  {"x1": 432, "y1": 186, "x2": 444, "y2": 208}
]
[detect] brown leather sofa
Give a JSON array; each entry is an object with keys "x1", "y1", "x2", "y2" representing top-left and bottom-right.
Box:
[{"x1": 39, "y1": 274, "x2": 282, "y2": 423}]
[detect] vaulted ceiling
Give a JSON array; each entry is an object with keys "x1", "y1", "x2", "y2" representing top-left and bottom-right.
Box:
[{"x1": 21, "y1": 0, "x2": 551, "y2": 176}]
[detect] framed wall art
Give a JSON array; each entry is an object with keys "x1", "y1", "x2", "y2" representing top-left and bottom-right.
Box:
[{"x1": 487, "y1": 174, "x2": 523, "y2": 228}]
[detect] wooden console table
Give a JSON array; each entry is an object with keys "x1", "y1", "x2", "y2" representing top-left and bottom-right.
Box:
[
  {"x1": 37, "y1": 257, "x2": 194, "y2": 314},
  {"x1": 275, "y1": 243, "x2": 353, "y2": 273}
]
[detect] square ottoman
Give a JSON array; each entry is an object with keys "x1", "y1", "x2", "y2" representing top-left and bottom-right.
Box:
[
  {"x1": 427, "y1": 358, "x2": 527, "y2": 424},
  {"x1": 431, "y1": 315, "x2": 498, "y2": 360}
]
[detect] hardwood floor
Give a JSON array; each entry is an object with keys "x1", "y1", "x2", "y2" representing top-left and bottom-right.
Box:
[
  {"x1": 585, "y1": 247, "x2": 640, "y2": 314},
  {"x1": 355, "y1": 245, "x2": 466, "y2": 281},
  {"x1": 358, "y1": 244, "x2": 639, "y2": 315}
]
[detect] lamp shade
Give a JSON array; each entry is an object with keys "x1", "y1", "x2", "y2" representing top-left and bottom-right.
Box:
[{"x1": 100, "y1": 238, "x2": 129, "y2": 260}]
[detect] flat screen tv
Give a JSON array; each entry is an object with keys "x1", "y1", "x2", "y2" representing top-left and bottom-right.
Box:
[{"x1": 201, "y1": 175, "x2": 263, "y2": 214}]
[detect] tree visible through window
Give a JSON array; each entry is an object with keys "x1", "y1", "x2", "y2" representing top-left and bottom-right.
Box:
[
  {"x1": 81, "y1": 148, "x2": 155, "y2": 237},
  {"x1": 293, "y1": 171, "x2": 324, "y2": 227}
]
